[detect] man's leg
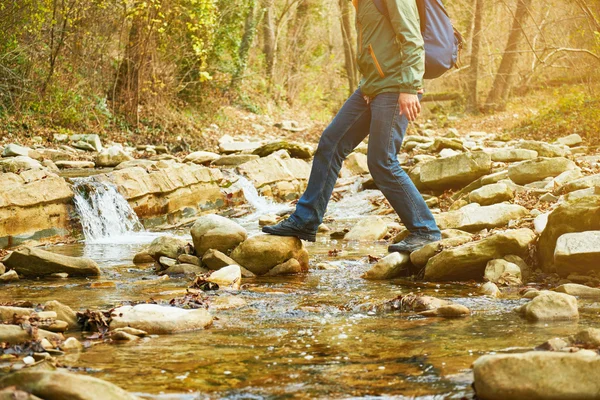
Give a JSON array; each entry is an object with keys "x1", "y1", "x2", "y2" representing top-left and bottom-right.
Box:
[
  {"x1": 263, "y1": 89, "x2": 371, "y2": 239},
  {"x1": 366, "y1": 93, "x2": 441, "y2": 250}
]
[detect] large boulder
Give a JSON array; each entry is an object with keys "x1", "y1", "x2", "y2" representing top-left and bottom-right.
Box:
[
  {"x1": 95, "y1": 146, "x2": 133, "y2": 168},
  {"x1": 0, "y1": 325, "x2": 62, "y2": 345},
  {"x1": 410, "y1": 235, "x2": 473, "y2": 267},
  {"x1": 473, "y1": 351, "x2": 600, "y2": 400},
  {"x1": 146, "y1": 236, "x2": 189, "y2": 262},
  {"x1": 190, "y1": 214, "x2": 247, "y2": 257},
  {"x1": 0, "y1": 156, "x2": 42, "y2": 173},
  {"x1": 553, "y1": 231, "x2": 600, "y2": 276},
  {"x1": 435, "y1": 203, "x2": 528, "y2": 232},
  {"x1": 515, "y1": 291, "x2": 578, "y2": 321},
  {"x1": 344, "y1": 216, "x2": 388, "y2": 241},
  {"x1": 508, "y1": 157, "x2": 577, "y2": 185},
  {"x1": 110, "y1": 304, "x2": 212, "y2": 334},
  {"x1": 557, "y1": 173, "x2": 600, "y2": 195},
  {"x1": 423, "y1": 229, "x2": 536, "y2": 281},
  {"x1": 537, "y1": 195, "x2": 600, "y2": 272},
  {"x1": 419, "y1": 151, "x2": 492, "y2": 191},
  {"x1": 468, "y1": 183, "x2": 514, "y2": 206},
  {"x1": 2, "y1": 246, "x2": 100, "y2": 277},
  {"x1": 230, "y1": 234, "x2": 309, "y2": 276},
  {"x1": 554, "y1": 283, "x2": 600, "y2": 299},
  {"x1": 0, "y1": 369, "x2": 139, "y2": 400}
]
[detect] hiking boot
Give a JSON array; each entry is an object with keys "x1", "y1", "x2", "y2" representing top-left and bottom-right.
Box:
[
  {"x1": 388, "y1": 233, "x2": 441, "y2": 254},
  {"x1": 262, "y1": 219, "x2": 317, "y2": 242}
]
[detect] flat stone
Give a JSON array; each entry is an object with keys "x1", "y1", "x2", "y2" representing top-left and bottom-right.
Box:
[
  {"x1": 420, "y1": 151, "x2": 492, "y2": 191},
  {"x1": 544, "y1": 169, "x2": 583, "y2": 190},
  {"x1": 516, "y1": 140, "x2": 570, "y2": 157},
  {"x1": 554, "y1": 283, "x2": 600, "y2": 299},
  {"x1": 570, "y1": 328, "x2": 600, "y2": 348},
  {"x1": 43, "y1": 301, "x2": 78, "y2": 331},
  {"x1": 54, "y1": 160, "x2": 95, "y2": 169},
  {"x1": 344, "y1": 216, "x2": 388, "y2": 241},
  {"x1": 508, "y1": 157, "x2": 577, "y2": 185},
  {"x1": 95, "y1": 146, "x2": 133, "y2": 168},
  {"x1": 69, "y1": 134, "x2": 103, "y2": 152},
  {"x1": 555, "y1": 134, "x2": 583, "y2": 147},
  {"x1": 410, "y1": 236, "x2": 472, "y2": 267},
  {"x1": 218, "y1": 141, "x2": 262, "y2": 154},
  {"x1": 206, "y1": 265, "x2": 242, "y2": 289},
  {"x1": 0, "y1": 156, "x2": 43, "y2": 173},
  {"x1": 110, "y1": 304, "x2": 212, "y2": 334},
  {"x1": 362, "y1": 252, "x2": 411, "y2": 280},
  {"x1": 436, "y1": 203, "x2": 528, "y2": 232},
  {"x1": 2, "y1": 246, "x2": 100, "y2": 278},
  {"x1": 162, "y1": 264, "x2": 208, "y2": 276},
  {"x1": 237, "y1": 153, "x2": 311, "y2": 190},
  {"x1": 554, "y1": 231, "x2": 600, "y2": 276},
  {"x1": 419, "y1": 304, "x2": 470, "y2": 318},
  {"x1": 557, "y1": 174, "x2": 600, "y2": 195},
  {"x1": 253, "y1": 141, "x2": 313, "y2": 159},
  {"x1": 0, "y1": 324, "x2": 62, "y2": 345},
  {"x1": 515, "y1": 290, "x2": 578, "y2": 321},
  {"x1": 490, "y1": 148, "x2": 538, "y2": 162},
  {"x1": 2, "y1": 144, "x2": 32, "y2": 158},
  {"x1": 212, "y1": 154, "x2": 260, "y2": 166},
  {"x1": 184, "y1": 151, "x2": 220, "y2": 165},
  {"x1": 468, "y1": 183, "x2": 514, "y2": 206},
  {"x1": 424, "y1": 229, "x2": 536, "y2": 281},
  {"x1": 473, "y1": 351, "x2": 600, "y2": 400}
]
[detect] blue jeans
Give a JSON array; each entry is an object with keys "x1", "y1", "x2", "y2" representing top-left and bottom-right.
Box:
[{"x1": 289, "y1": 88, "x2": 441, "y2": 237}]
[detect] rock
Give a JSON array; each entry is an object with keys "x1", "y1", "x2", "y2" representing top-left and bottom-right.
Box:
[
  {"x1": 253, "y1": 141, "x2": 314, "y2": 159},
  {"x1": 0, "y1": 325, "x2": 62, "y2": 345},
  {"x1": 230, "y1": 234, "x2": 308, "y2": 276},
  {"x1": 2, "y1": 144, "x2": 33, "y2": 158},
  {"x1": 0, "y1": 369, "x2": 140, "y2": 400},
  {"x1": 419, "y1": 151, "x2": 491, "y2": 191},
  {"x1": 484, "y1": 259, "x2": 522, "y2": 285},
  {"x1": 556, "y1": 133, "x2": 583, "y2": 147},
  {"x1": 190, "y1": 214, "x2": 247, "y2": 257},
  {"x1": 146, "y1": 236, "x2": 189, "y2": 262},
  {"x1": 554, "y1": 231, "x2": 600, "y2": 276},
  {"x1": 0, "y1": 306, "x2": 35, "y2": 322},
  {"x1": 218, "y1": 140, "x2": 262, "y2": 154},
  {"x1": 490, "y1": 148, "x2": 538, "y2": 162},
  {"x1": 0, "y1": 270, "x2": 19, "y2": 282},
  {"x1": 344, "y1": 152, "x2": 370, "y2": 175},
  {"x1": 368, "y1": 294, "x2": 450, "y2": 313},
  {"x1": 54, "y1": 160, "x2": 95, "y2": 169},
  {"x1": 184, "y1": 151, "x2": 220, "y2": 165},
  {"x1": 554, "y1": 283, "x2": 600, "y2": 299},
  {"x1": 344, "y1": 216, "x2": 388, "y2": 241},
  {"x1": 362, "y1": 252, "x2": 410, "y2": 280},
  {"x1": 538, "y1": 196, "x2": 600, "y2": 271},
  {"x1": 430, "y1": 137, "x2": 465, "y2": 152},
  {"x1": 480, "y1": 281, "x2": 501, "y2": 297},
  {"x1": 111, "y1": 331, "x2": 140, "y2": 341},
  {"x1": 424, "y1": 228, "x2": 536, "y2": 281},
  {"x1": 515, "y1": 291, "x2": 578, "y2": 321},
  {"x1": 158, "y1": 256, "x2": 177, "y2": 269},
  {"x1": 69, "y1": 134, "x2": 103, "y2": 151},
  {"x1": 264, "y1": 258, "x2": 304, "y2": 276},
  {"x1": 212, "y1": 154, "x2": 260, "y2": 166},
  {"x1": 162, "y1": 264, "x2": 208, "y2": 276},
  {"x1": 516, "y1": 140, "x2": 570, "y2": 157},
  {"x1": 536, "y1": 337, "x2": 569, "y2": 351},
  {"x1": 508, "y1": 157, "x2": 577, "y2": 185},
  {"x1": 473, "y1": 351, "x2": 600, "y2": 400},
  {"x1": 110, "y1": 304, "x2": 212, "y2": 334},
  {"x1": 201, "y1": 249, "x2": 256, "y2": 277},
  {"x1": 503, "y1": 254, "x2": 531, "y2": 281},
  {"x1": 60, "y1": 337, "x2": 83, "y2": 351},
  {"x1": 177, "y1": 254, "x2": 201, "y2": 266},
  {"x1": 133, "y1": 251, "x2": 154, "y2": 264},
  {"x1": 557, "y1": 173, "x2": 600, "y2": 195},
  {"x1": 570, "y1": 328, "x2": 600, "y2": 348},
  {"x1": 410, "y1": 236, "x2": 472, "y2": 267},
  {"x1": 95, "y1": 146, "x2": 134, "y2": 168},
  {"x1": 43, "y1": 301, "x2": 78, "y2": 331},
  {"x1": 275, "y1": 120, "x2": 306, "y2": 132},
  {"x1": 468, "y1": 183, "x2": 514, "y2": 206},
  {"x1": 258, "y1": 214, "x2": 279, "y2": 226},
  {"x1": 0, "y1": 263, "x2": 4, "y2": 275},
  {"x1": 0, "y1": 156, "x2": 42, "y2": 173},
  {"x1": 2, "y1": 246, "x2": 100, "y2": 278},
  {"x1": 544, "y1": 169, "x2": 583, "y2": 191},
  {"x1": 206, "y1": 265, "x2": 242, "y2": 289},
  {"x1": 419, "y1": 304, "x2": 470, "y2": 318},
  {"x1": 0, "y1": 387, "x2": 42, "y2": 400},
  {"x1": 435, "y1": 203, "x2": 529, "y2": 232},
  {"x1": 112, "y1": 327, "x2": 147, "y2": 337}
]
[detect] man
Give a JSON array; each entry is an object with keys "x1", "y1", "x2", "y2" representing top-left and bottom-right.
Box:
[{"x1": 263, "y1": 0, "x2": 441, "y2": 253}]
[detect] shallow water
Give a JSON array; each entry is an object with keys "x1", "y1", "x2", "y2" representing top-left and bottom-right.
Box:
[{"x1": 1, "y1": 217, "x2": 599, "y2": 399}]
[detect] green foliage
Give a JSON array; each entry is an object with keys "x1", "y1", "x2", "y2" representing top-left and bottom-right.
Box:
[{"x1": 511, "y1": 91, "x2": 600, "y2": 145}]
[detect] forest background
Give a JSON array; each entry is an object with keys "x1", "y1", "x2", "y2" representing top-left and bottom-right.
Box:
[{"x1": 1, "y1": 0, "x2": 599, "y2": 149}]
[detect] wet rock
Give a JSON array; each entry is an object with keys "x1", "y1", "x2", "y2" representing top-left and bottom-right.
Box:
[
  {"x1": 206, "y1": 265, "x2": 242, "y2": 289},
  {"x1": 112, "y1": 327, "x2": 147, "y2": 337},
  {"x1": 0, "y1": 387, "x2": 42, "y2": 400},
  {"x1": 555, "y1": 133, "x2": 583, "y2": 147},
  {"x1": 110, "y1": 304, "x2": 212, "y2": 334},
  {"x1": 515, "y1": 140, "x2": 570, "y2": 157},
  {"x1": 2, "y1": 246, "x2": 100, "y2": 278},
  {"x1": 0, "y1": 369, "x2": 140, "y2": 400},
  {"x1": 258, "y1": 214, "x2": 279, "y2": 226},
  {"x1": 212, "y1": 154, "x2": 260, "y2": 166},
  {"x1": 190, "y1": 214, "x2": 247, "y2": 257},
  {"x1": 435, "y1": 203, "x2": 528, "y2": 232},
  {"x1": 419, "y1": 304, "x2": 470, "y2": 318},
  {"x1": 554, "y1": 283, "x2": 600, "y2": 299},
  {"x1": 95, "y1": 146, "x2": 133, "y2": 168},
  {"x1": 0, "y1": 270, "x2": 18, "y2": 282},
  {"x1": 508, "y1": 157, "x2": 577, "y2": 185},
  {"x1": 554, "y1": 231, "x2": 600, "y2": 277},
  {"x1": 177, "y1": 254, "x2": 201, "y2": 266},
  {"x1": 473, "y1": 351, "x2": 600, "y2": 400},
  {"x1": 158, "y1": 256, "x2": 177, "y2": 269},
  {"x1": 362, "y1": 252, "x2": 410, "y2": 280},
  {"x1": 344, "y1": 216, "x2": 388, "y2": 241},
  {"x1": 264, "y1": 258, "x2": 304, "y2": 276},
  {"x1": 111, "y1": 331, "x2": 140, "y2": 341},
  {"x1": 54, "y1": 160, "x2": 95, "y2": 169},
  {"x1": 430, "y1": 137, "x2": 465, "y2": 152},
  {"x1": 536, "y1": 337, "x2": 569, "y2": 351},
  {"x1": 424, "y1": 228, "x2": 536, "y2": 281},
  {"x1": 230, "y1": 235, "x2": 308, "y2": 276},
  {"x1": 515, "y1": 291, "x2": 578, "y2": 321},
  {"x1": 490, "y1": 148, "x2": 538, "y2": 162},
  {"x1": 570, "y1": 328, "x2": 600, "y2": 348},
  {"x1": 410, "y1": 236, "x2": 472, "y2": 267},
  {"x1": 0, "y1": 306, "x2": 34, "y2": 322},
  {"x1": 480, "y1": 281, "x2": 501, "y2": 297},
  {"x1": 69, "y1": 134, "x2": 103, "y2": 152},
  {"x1": 344, "y1": 152, "x2": 369, "y2": 175},
  {"x1": 60, "y1": 337, "x2": 83, "y2": 351},
  {"x1": 0, "y1": 156, "x2": 43, "y2": 173},
  {"x1": 133, "y1": 251, "x2": 154, "y2": 264},
  {"x1": 0, "y1": 325, "x2": 63, "y2": 345},
  {"x1": 503, "y1": 254, "x2": 531, "y2": 281},
  {"x1": 0, "y1": 263, "x2": 4, "y2": 274},
  {"x1": 369, "y1": 294, "x2": 450, "y2": 313},
  {"x1": 538, "y1": 196, "x2": 600, "y2": 271},
  {"x1": 209, "y1": 296, "x2": 247, "y2": 311},
  {"x1": 420, "y1": 151, "x2": 491, "y2": 191},
  {"x1": 43, "y1": 301, "x2": 78, "y2": 331},
  {"x1": 202, "y1": 249, "x2": 255, "y2": 277},
  {"x1": 184, "y1": 151, "x2": 220, "y2": 165},
  {"x1": 484, "y1": 259, "x2": 522, "y2": 286},
  {"x1": 162, "y1": 264, "x2": 208, "y2": 277},
  {"x1": 146, "y1": 236, "x2": 189, "y2": 262},
  {"x1": 468, "y1": 183, "x2": 514, "y2": 206},
  {"x1": 253, "y1": 140, "x2": 313, "y2": 159},
  {"x1": 557, "y1": 173, "x2": 600, "y2": 195}
]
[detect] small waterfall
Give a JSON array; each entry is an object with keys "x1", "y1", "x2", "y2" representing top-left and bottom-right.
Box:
[
  {"x1": 72, "y1": 178, "x2": 144, "y2": 242},
  {"x1": 234, "y1": 175, "x2": 292, "y2": 216}
]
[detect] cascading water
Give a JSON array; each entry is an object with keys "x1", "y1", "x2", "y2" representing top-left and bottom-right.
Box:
[
  {"x1": 72, "y1": 178, "x2": 144, "y2": 242},
  {"x1": 234, "y1": 175, "x2": 292, "y2": 216}
]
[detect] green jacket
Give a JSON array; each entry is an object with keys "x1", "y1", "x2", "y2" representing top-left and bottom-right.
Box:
[{"x1": 354, "y1": 0, "x2": 425, "y2": 96}]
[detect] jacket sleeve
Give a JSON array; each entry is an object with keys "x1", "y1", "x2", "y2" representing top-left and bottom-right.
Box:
[{"x1": 384, "y1": 0, "x2": 425, "y2": 94}]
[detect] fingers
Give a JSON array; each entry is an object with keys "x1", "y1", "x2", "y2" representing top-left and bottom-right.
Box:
[{"x1": 398, "y1": 94, "x2": 421, "y2": 122}]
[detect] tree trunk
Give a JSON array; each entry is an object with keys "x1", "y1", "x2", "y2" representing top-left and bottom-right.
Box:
[
  {"x1": 231, "y1": 0, "x2": 258, "y2": 89},
  {"x1": 339, "y1": 0, "x2": 358, "y2": 94},
  {"x1": 484, "y1": 0, "x2": 532, "y2": 111},
  {"x1": 262, "y1": 0, "x2": 276, "y2": 90},
  {"x1": 466, "y1": 0, "x2": 484, "y2": 113},
  {"x1": 286, "y1": 0, "x2": 313, "y2": 104}
]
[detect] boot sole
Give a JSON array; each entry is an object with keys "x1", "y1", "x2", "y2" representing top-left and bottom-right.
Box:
[{"x1": 262, "y1": 226, "x2": 317, "y2": 242}]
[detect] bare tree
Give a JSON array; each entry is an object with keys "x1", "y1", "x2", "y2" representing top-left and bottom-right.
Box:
[
  {"x1": 339, "y1": 0, "x2": 358, "y2": 94},
  {"x1": 466, "y1": 0, "x2": 484, "y2": 112}
]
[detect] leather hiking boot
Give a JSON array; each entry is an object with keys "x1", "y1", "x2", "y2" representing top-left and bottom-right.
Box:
[
  {"x1": 388, "y1": 233, "x2": 441, "y2": 254},
  {"x1": 262, "y1": 219, "x2": 317, "y2": 242}
]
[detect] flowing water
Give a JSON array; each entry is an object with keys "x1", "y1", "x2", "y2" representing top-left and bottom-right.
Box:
[{"x1": 2, "y1": 187, "x2": 600, "y2": 399}]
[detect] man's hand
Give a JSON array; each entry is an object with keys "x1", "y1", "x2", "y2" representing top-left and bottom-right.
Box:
[{"x1": 399, "y1": 93, "x2": 421, "y2": 121}]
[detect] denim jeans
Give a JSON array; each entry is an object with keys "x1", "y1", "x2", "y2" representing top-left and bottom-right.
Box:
[{"x1": 288, "y1": 88, "x2": 441, "y2": 238}]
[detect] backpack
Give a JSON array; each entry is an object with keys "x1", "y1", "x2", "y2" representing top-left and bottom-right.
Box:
[{"x1": 371, "y1": 0, "x2": 463, "y2": 79}]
